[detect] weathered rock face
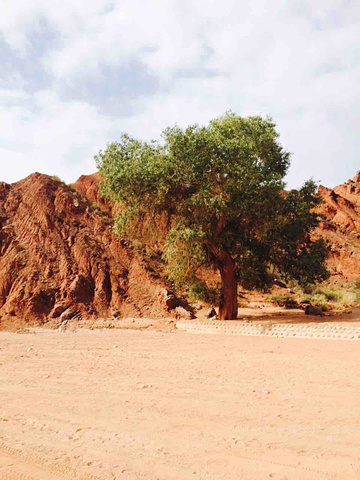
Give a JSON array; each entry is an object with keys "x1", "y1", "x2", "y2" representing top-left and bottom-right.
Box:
[
  {"x1": 73, "y1": 173, "x2": 120, "y2": 217},
  {"x1": 73, "y1": 173, "x2": 170, "y2": 251},
  {"x1": 0, "y1": 173, "x2": 178, "y2": 328},
  {"x1": 316, "y1": 171, "x2": 360, "y2": 280}
]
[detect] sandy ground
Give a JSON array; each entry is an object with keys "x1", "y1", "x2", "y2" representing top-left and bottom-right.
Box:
[{"x1": 1, "y1": 324, "x2": 360, "y2": 480}]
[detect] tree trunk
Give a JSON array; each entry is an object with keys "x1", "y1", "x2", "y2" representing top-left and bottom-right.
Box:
[
  {"x1": 209, "y1": 243, "x2": 238, "y2": 320},
  {"x1": 218, "y1": 254, "x2": 238, "y2": 320}
]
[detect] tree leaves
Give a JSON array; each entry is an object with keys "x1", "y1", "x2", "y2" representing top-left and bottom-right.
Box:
[{"x1": 96, "y1": 112, "x2": 328, "y2": 291}]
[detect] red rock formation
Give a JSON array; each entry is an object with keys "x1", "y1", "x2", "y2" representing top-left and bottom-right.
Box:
[
  {"x1": 0, "y1": 173, "x2": 181, "y2": 329},
  {"x1": 73, "y1": 173, "x2": 170, "y2": 251},
  {"x1": 316, "y1": 171, "x2": 360, "y2": 279},
  {"x1": 73, "y1": 173, "x2": 119, "y2": 216},
  {"x1": 1, "y1": 170, "x2": 359, "y2": 328}
]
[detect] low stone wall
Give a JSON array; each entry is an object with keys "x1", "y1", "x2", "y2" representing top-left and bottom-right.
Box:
[{"x1": 176, "y1": 320, "x2": 360, "y2": 341}]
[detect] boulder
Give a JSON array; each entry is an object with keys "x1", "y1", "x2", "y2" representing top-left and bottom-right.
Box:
[
  {"x1": 163, "y1": 290, "x2": 179, "y2": 310},
  {"x1": 59, "y1": 308, "x2": 79, "y2": 322},
  {"x1": 206, "y1": 307, "x2": 217, "y2": 319},
  {"x1": 174, "y1": 306, "x2": 193, "y2": 319},
  {"x1": 305, "y1": 305, "x2": 324, "y2": 316},
  {"x1": 50, "y1": 303, "x2": 67, "y2": 318}
]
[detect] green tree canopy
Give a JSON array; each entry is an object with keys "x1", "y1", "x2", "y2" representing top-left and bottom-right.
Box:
[{"x1": 96, "y1": 112, "x2": 328, "y2": 319}]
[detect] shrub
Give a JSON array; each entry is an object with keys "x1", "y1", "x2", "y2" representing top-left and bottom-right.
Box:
[
  {"x1": 51, "y1": 175, "x2": 76, "y2": 192},
  {"x1": 188, "y1": 278, "x2": 218, "y2": 304},
  {"x1": 356, "y1": 290, "x2": 360, "y2": 304},
  {"x1": 340, "y1": 291, "x2": 357, "y2": 308},
  {"x1": 302, "y1": 293, "x2": 327, "y2": 309},
  {"x1": 92, "y1": 202, "x2": 106, "y2": 214},
  {"x1": 52, "y1": 175, "x2": 63, "y2": 183},
  {"x1": 351, "y1": 280, "x2": 360, "y2": 304},
  {"x1": 269, "y1": 295, "x2": 299, "y2": 309},
  {"x1": 312, "y1": 288, "x2": 343, "y2": 302}
]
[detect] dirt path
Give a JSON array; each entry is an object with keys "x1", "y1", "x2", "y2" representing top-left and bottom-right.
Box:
[{"x1": 1, "y1": 328, "x2": 360, "y2": 479}]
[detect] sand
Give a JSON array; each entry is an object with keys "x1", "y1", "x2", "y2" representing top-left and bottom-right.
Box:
[{"x1": 1, "y1": 324, "x2": 360, "y2": 479}]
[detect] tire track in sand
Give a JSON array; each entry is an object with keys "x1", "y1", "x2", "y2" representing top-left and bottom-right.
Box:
[
  {"x1": 205, "y1": 452, "x2": 350, "y2": 479},
  {"x1": 0, "y1": 443, "x2": 101, "y2": 480}
]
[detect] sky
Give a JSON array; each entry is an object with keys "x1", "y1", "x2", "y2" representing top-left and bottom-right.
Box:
[{"x1": 0, "y1": 0, "x2": 359, "y2": 189}]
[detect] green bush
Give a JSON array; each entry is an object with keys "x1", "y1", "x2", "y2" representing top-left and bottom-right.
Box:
[
  {"x1": 302, "y1": 293, "x2": 327, "y2": 308},
  {"x1": 312, "y1": 288, "x2": 343, "y2": 302},
  {"x1": 356, "y1": 290, "x2": 360, "y2": 304},
  {"x1": 188, "y1": 278, "x2": 218, "y2": 304},
  {"x1": 269, "y1": 295, "x2": 299, "y2": 309},
  {"x1": 297, "y1": 282, "x2": 360, "y2": 310},
  {"x1": 51, "y1": 175, "x2": 76, "y2": 192},
  {"x1": 92, "y1": 202, "x2": 107, "y2": 214},
  {"x1": 352, "y1": 280, "x2": 360, "y2": 304},
  {"x1": 51, "y1": 175, "x2": 63, "y2": 183}
]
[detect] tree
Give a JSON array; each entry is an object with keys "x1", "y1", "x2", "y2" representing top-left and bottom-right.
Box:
[{"x1": 96, "y1": 112, "x2": 329, "y2": 319}]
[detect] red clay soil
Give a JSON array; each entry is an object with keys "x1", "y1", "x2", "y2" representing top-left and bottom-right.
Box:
[{"x1": 0, "y1": 173, "x2": 182, "y2": 329}]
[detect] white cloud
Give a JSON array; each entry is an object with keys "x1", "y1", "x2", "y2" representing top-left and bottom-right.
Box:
[
  {"x1": 0, "y1": 0, "x2": 359, "y2": 187},
  {"x1": 0, "y1": 88, "x2": 115, "y2": 183}
]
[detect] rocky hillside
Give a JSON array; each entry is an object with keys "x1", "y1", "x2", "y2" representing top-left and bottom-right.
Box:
[
  {"x1": 1, "y1": 170, "x2": 359, "y2": 328},
  {"x1": 0, "y1": 173, "x2": 188, "y2": 329},
  {"x1": 316, "y1": 171, "x2": 360, "y2": 280}
]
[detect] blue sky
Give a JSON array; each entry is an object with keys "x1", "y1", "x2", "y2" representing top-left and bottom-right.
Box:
[{"x1": 0, "y1": 0, "x2": 359, "y2": 188}]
